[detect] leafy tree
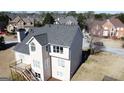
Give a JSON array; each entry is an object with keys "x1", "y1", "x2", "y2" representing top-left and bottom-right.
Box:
[
  {"x1": 117, "y1": 13, "x2": 124, "y2": 23},
  {"x1": 95, "y1": 13, "x2": 112, "y2": 20},
  {"x1": 77, "y1": 14, "x2": 87, "y2": 30},
  {"x1": 0, "y1": 36, "x2": 5, "y2": 50},
  {"x1": 42, "y1": 13, "x2": 55, "y2": 25},
  {"x1": 0, "y1": 12, "x2": 10, "y2": 28},
  {"x1": 34, "y1": 19, "x2": 42, "y2": 27},
  {"x1": 67, "y1": 11, "x2": 77, "y2": 17},
  {"x1": 84, "y1": 11, "x2": 95, "y2": 19}
]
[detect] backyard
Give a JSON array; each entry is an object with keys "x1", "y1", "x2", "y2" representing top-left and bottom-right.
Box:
[{"x1": 72, "y1": 52, "x2": 124, "y2": 81}]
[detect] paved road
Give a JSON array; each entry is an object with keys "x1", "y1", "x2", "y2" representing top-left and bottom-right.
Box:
[{"x1": 102, "y1": 47, "x2": 124, "y2": 56}]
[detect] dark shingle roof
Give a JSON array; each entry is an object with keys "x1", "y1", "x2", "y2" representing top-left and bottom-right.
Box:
[
  {"x1": 14, "y1": 24, "x2": 80, "y2": 54},
  {"x1": 34, "y1": 33, "x2": 48, "y2": 46},
  {"x1": 14, "y1": 43, "x2": 29, "y2": 54}
]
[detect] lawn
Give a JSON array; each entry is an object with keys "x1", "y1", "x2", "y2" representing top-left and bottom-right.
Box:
[{"x1": 72, "y1": 52, "x2": 124, "y2": 81}]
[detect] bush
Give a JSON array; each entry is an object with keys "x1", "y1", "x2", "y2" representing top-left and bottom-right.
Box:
[
  {"x1": 0, "y1": 36, "x2": 5, "y2": 50},
  {"x1": 121, "y1": 37, "x2": 124, "y2": 40}
]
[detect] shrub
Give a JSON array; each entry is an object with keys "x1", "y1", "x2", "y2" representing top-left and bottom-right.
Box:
[{"x1": 121, "y1": 37, "x2": 124, "y2": 41}]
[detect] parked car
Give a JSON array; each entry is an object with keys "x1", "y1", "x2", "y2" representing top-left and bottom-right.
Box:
[{"x1": 90, "y1": 41, "x2": 104, "y2": 54}]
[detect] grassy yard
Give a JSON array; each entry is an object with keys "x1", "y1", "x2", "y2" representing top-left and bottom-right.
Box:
[
  {"x1": 0, "y1": 47, "x2": 15, "y2": 80},
  {"x1": 72, "y1": 52, "x2": 124, "y2": 81}
]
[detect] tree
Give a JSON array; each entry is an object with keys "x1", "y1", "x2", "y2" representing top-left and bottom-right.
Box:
[
  {"x1": 77, "y1": 14, "x2": 87, "y2": 30},
  {"x1": 34, "y1": 19, "x2": 42, "y2": 27},
  {"x1": 117, "y1": 13, "x2": 124, "y2": 23},
  {"x1": 95, "y1": 13, "x2": 112, "y2": 20},
  {"x1": 0, "y1": 12, "x2": 10, "y2": 28},
  {"x1": 84, "y1": 11, "x2": 95, "y2": 19},
  {"x1": 0, "y1": 36, "x2": 5, "y2": 50},
  {"x1": 67, "y1": 11, "x2": 77, "y2": 17},
  {"x1": 42, "y1": 13, "x2": 55, "y2": 25}
]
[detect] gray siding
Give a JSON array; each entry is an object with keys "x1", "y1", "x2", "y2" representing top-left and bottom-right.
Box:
[{"x1": 70, "y1": 29, "x2": 82, "y2": 78}]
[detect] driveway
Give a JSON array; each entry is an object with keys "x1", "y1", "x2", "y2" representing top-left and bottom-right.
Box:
[{"x1": 102, "y1": 47, "x2": 124, "y2": 56}]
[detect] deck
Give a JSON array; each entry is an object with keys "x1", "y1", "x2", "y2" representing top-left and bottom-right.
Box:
[{"x1": 9, "y1": 60, "x2": 38, "y2": 81}]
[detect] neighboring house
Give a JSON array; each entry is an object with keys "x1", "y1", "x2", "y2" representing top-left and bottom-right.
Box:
[
  {"x1": 7, "y1": 16, "x2": 34, "y2": 33},
  {"x1": 12, "y1": 24, "x2": 83, "y2": 81},
  {"x1": 90, "y1": 18, "x2": 124, "y2": 38},
  {"x1": 54, "y1": 16, "x2": 78, "y2": 25},
  {"x1": 90, "y1": 20, "x2": 104, "y2": 37},
  {"x1": 102, "y1": 18, "x2": 124, "y2": 38}
]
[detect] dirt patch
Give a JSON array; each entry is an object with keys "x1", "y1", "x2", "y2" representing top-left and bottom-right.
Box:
[
  {"x1": 72, "y1": 52, "x2": 124, "y2": 81},
  {"x1": 0, "y1": 47, "x2": 15, "y2": 79}
]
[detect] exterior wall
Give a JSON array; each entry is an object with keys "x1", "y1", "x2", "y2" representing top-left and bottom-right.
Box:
[
  {"x1": 51, "y1": 56, "x2": 70, "y2": 81},
  {"x1": 49, "y1": 45, "x2": 69, "y2": 60},
  {"x1": 70, "y1": 29, "x2": 82, "y2": 78},
  {"x1": 15, "y1": 51, "x2": 31, "y2": 64},
  {"x1": 116, "y1": 29, "x2": 124, "y2": 38},
  {"x1": 29, "y1": 38, "x2": 44, "y2": 80},
  {"x1": 42, "y1": 45, "x2": 51, "y2": 80},
  {"x1": 102, "y1": 20, "x2": 114, "y2": 31},
  {"x1": 15, "y1": 20, "x2": 25, "y2": 29}
]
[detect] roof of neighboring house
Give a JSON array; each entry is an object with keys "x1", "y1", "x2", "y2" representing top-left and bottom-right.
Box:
[
  {"x1": 14, "y1": 24, "x2": 81, "y2": 54},
  {"x1": 11, "y1": 16, "x2": 23, "y2": 23},
  {"x1": 9, "y1": 16, "x2": 34, "y2": 25},
  {"x1": 109, "y1": 18, "x2": 124, "y2": 27},
  {"x1": 23, "y1": 16, "x2": 34, "y2": 24},
  {"x1": 55, "y1": 16, "x2": 78, "y2": 24}
]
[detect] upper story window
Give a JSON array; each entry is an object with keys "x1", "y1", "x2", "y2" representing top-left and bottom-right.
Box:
[
  {"x1": 53, "y1": 45, "x2": 63, "y2": 54},
  {"x1": 31, "y1": 42, "x2": 36, "y2": 52},
  {"x1": 46, "y1": 45, "x2": 51, "y2": 52}
]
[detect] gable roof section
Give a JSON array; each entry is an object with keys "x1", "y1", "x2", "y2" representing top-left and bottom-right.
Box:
[
  {"x1": 110, "y1": 18, "x2": 124, "y2": 27},
  {"x1": 14, "y1": 24, "x2": 80, "y2": 54},
  {"x1": 14, "y1": 43, "x2": 29, "y2": 54},
  {"x1": 34, "y1": 33, "x2": 48, "y2": 46}
]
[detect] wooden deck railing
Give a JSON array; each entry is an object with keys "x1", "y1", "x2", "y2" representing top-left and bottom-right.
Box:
[{"x1": 9, "y1": 60, "x2": 38, "y2": 81}]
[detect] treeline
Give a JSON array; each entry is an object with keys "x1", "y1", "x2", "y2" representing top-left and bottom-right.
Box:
[{"x1": 1, "y1": 11, "x2": 124, "y2": 31}]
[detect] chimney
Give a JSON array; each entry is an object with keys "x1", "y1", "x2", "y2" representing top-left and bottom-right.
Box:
[{"x1": 16, "y1": 28, "x2": 26, "y2": 43}]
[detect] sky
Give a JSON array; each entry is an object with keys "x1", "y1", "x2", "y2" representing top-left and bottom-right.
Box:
[
  {"x1": 11, "y1": 11, "x2": 124, "y2": 14},
  {"x1": 0, "y1": 0, "x2": 124, "y2": 12}
]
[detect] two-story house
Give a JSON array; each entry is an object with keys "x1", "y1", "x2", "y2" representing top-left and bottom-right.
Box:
[
  {"x1": 12, "y1": 24, "x2": 83, "y2": 81},
  {"x1": 102, "y1": 18, "x2": 124, "y2": 38},
  {"x1": 7, "y1": 16, "x2": 34, "y2": 33},
  {"x1": 90, "y1": 18, "x2": 124, "y2": 38}
]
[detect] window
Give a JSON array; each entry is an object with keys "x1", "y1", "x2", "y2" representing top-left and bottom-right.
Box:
[
  {"x1": 23, "y1": 22, "x2": 26, "y2": 25},
  {"x1": 35, "y1": 72, "x2": 41, "y2": 78},
  {"x1": 33, "y1": 60, "x2": 40, "y2": 68},
  {"x1": 60, "y1": 47, "x2": 63, "y2": 54},
  {"x1": 57, "y1": 46, "x2": 59, "y2": 53},
  {"x1": 58, "y1": 59, "x2": 65, "y2": 67},
  {"x1": 31, "y1": 42, "x2": 36, "y2": 52},
  {"x1": 53, "y1": 46, "x2": 56, "y2": 52},
  {"x1": 57, "y1": 71, "x2": 63, "y2": 77},
  {"x1": 117, "y1": 27, "x2": 120, "y2": 30},
  {"x1": 53, "y1": 46, "x2": 63, "y2": 54},
  {"x1": 46, "y1": 45, "x2": 51, "y2": 52}
]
